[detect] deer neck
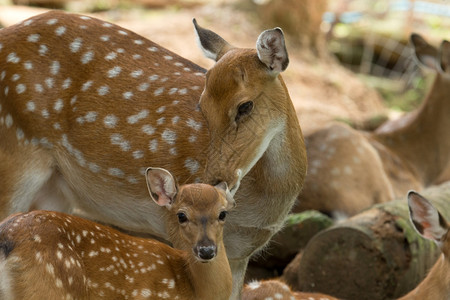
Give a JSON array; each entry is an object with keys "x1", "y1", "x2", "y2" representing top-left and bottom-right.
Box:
[
  {"x1": 241, "y1": 78, "x2": 307, "y2": 225},
  {"x1": 373, "y1": 73, "x2": 450, "y2": 185},
  {"x1": 185, "y1": 242, "x2": 232, "y2": 300}
]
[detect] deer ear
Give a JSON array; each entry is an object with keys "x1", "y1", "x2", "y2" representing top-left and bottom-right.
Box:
[
  {"x1": 439, "y1": 40, "x2": 450, "y2": 74},
  {"x1": 407, "y1": 191, "x2": 448, "y2": 243},
  {"x1": 410, "y1": 33, "x2": 439, "y2": 71},
  {"x1": 215, "y1": 182, "x2": 236, "y2": 210},
  {"x1": 193, "y1": 18, "x2": 233, "y2": 62},
  {"x1": 145, "y1": 167, "x2": 178, "y2": 208},
  {"x1": 256, "y1": 27, "x2": 289, "y2": 76}
]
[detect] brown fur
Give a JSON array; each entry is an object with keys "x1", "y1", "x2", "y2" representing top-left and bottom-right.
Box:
[
  {"x1": 0, "y1": 11, "x2": 307, "y2": 298},
  {"x1": 0, "y1": 178, "x2": 233, "y2": 300}
]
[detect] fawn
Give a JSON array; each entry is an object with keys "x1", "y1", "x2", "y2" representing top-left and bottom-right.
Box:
[
  {"x1": 0, "y1": 167, "x2": 235, "y2": 300},
  {"x1": 243, "y1": 279, "x2": 339, "y2": 300},
  {"x1": 0, "y1": 11, "x2": 307, "y2": 298}
]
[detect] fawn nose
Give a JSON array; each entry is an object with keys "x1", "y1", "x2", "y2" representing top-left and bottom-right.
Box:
[{"x1": 196, "y1": 245, "x2": 217, "y2": 261}]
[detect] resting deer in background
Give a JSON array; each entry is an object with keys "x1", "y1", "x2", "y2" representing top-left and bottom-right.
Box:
[
  {"x1": 399, "y1": 191, "x2": 450, "y2": 299},
  {"x1": 0, "y1": 11, "x2": 307, "y2": 298},
  {"x1": 295, "y1": 34, "x2": 450, "y2": 219},
  {"x1": 242, "y1": 279, "x2": 339, "y2": 300},
  {"x1": 0, "y1": 167, "x2": 235, "y2": 300}
]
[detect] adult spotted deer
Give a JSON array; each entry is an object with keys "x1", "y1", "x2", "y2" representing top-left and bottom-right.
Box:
[
  {"x1": 0, "y1": 11, "x2": 306, "y2": 298},
  {"x1": 398, "y1": 191, "x2": 450, "y2": 299},
  {"x1": 243, "y1": 279, "x2": 339, "y2": 300},
  {"x1": 295, "y1": 34, "x2": 450, "y2": 218},
  {"x1": 0, "y1": 167, "x2": 235, "y2": 300}
]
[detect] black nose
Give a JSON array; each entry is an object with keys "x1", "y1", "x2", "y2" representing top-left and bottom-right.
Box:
[{"x1": 197, "y1": 245, "x2": 216, "y2": 260}]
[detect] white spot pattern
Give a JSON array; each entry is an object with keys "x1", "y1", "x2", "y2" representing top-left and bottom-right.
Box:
[
  {"x1": 104, "y1": 115, "x2": 118, "y2": 128},
  {"x1": 105, "y1": 52, "x2": 117, "y2": 60},
  {"x1": 70, "y1": 38, "x2": 83, "y2": 53},
  {"x1": 142, "y1": 125, "x2": 155, "y2": 135},
  {"x1": 108, "y1": 168, "x2": 124, "y2": 178},
  {"x1": 81, "y1": 51, "x2": 94, "y2": 64},
  {"x1": 186, "y1": 118, "x2": 202, "y2": 131},
  {"x1": 38, "y1": 44, "x2": 48, "y2": 56},
  {"x1": 54, "y1": 99, "x2": 64, "y2": 112},
  {"x1": 123, "y1": 91, "x2": 133, "y2": 100},
  {"x1": 162, "y1": 129, "x2": 177, "y2": 145},
  {"x1": 55, "y1": 26, "x2": 66, "y2": 36},
  {"x1": 100, "y1": 35, "x2": 110, "y2": 42},
  {"x1": 110, "y1": 134, "x2": 131, "y2": 152},
  {"x1": 185, "y1": 158, "x2": 200, "y2": 175},
  {"x1": 27, "y1": 34, "x2": 40, "y2": 43},
  {"x1": 62, "y1": 78, "x2": 72, "y2": 89},
  {"x1": 107, "y1": 66, "x2": 122, "y2": 78},
  {"x1": 138, "y1": 83, "x2": 149, "y2": 92},
  {"x1": 127, "y1": 110, "x2": 149, "y2": 124},
  {"x1": 16, "y1": 84, "x2": 26, "y2": 94},
  {"x1": 97, "y1": 86, "x2": 109, "y2": 96},
  {"x1": 50, "y1": 61, "x2": 60, "y2": 75},
  {"x1": 130, "y1": 70, "x2": 143, "y2": 78},
  {"x1": 7, "y1": 53, "x2": 20, "y2": 63}
]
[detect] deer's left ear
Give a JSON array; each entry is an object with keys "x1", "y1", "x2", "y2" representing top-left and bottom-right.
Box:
[
  {"x1": 256, "y1": 27, "x2": 289, "y2": 76},
  {"x1": 145, "y1": 167, "x2": 178, "y2": 208}
]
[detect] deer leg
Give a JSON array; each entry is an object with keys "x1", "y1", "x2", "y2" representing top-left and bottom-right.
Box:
[{"x1": 0, "y1": 144, "x2": 70, "y2": 219}]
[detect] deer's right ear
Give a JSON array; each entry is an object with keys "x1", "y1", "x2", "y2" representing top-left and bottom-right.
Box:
[
  {"x1": 407, "y1": 191, "x2": 448, "y2": 243},
  {"x1": 193, "y1": 18, "x2": 233, "y2": 62},
  {"x1": 146, "y1": 167, "x2": 178, "y2": 208},
  {"x1": 410, "y1": 33, "x2": 439, "y2": 71},
  {"x1": 215, "y1": 182, "x2": 236, "y2": 210}
]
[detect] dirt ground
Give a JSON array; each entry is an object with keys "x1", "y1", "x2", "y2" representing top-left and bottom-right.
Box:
[{"x1": 0, "y1": 2, "x2": 388, "y2": 134}]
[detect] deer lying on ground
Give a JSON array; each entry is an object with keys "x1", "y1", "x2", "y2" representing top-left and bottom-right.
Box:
[
  {"x1": 398, "y1": 191, "x2": 450, "y2": 299},
  {"x1": 295, "y1": 34, "x2": 450, "y2": 219},
  {"x1": 0, "y1": 11, "x2": 307, "y2": 298},
  {"x1": 242, "y1": 279, "x2": 339, "y2": 300},
  {"x1": 0, "y1": 167, "x2": 235, "y2": 300}
]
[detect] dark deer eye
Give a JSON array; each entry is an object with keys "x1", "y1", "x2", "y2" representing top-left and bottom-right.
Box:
[
  {"x1": 177, "y1": 212, "x2": 188, "y2": 224},
  {"x1": 235, "y1": 101, "x2": 254, "y2": 122},
  {"x1": 218, "y1": 211, "x2": 228, "y2": 221}
]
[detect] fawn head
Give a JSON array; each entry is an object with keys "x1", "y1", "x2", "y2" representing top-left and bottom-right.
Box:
[
  {"x1": 146, "y1": 167, "x2": 235, "y2": 261},
  {"x1": 193, "y1": 20, "x2": 291, "y2": 193}
]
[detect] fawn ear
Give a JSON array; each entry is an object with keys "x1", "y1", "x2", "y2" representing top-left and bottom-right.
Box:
[
  {"x1": 407, "y1": 191, "x2": 448, "y2": 243},
  {"x1": 256, "y1": 27, "x2": 289, "y2": 76},
  {"x1": 215, "y1": 182, "x2": 236, "y2": 210},
  {"x1": 193, "y1": 18, "x2": 233, "y2": 62},
  {"x1": 410, "y1": 33, "x2": 439, "y2": 71},
  {"x1": 146, "y1": 167, "x2": 178, "y2": 208}
]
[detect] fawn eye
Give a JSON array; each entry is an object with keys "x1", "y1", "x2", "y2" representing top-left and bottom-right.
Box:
[
  {"x1": 235, "y1": 101, "x2": 254, "y2": 122},
  {"x1": 218, "y1": 211, "x2": 228, "y2": 221},
  {"x1": 177, "y1": 212, "x2": 188, "y2": 224}
]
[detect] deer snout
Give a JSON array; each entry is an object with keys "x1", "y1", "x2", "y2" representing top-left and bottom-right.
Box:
[{"x1": 195, "y1": 244, "x2": 217, "y2": 262}]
